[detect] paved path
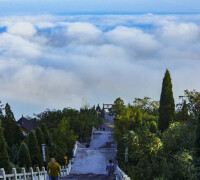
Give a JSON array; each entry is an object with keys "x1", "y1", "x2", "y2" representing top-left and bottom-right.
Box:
[
  {"x1": 70, "y1": 147, "x2": 116, "y2": 174},
  {"x1": 63, "y1": 115, "x2": 116, "y2": 180},
  {"x1": 63, "y1": 174, "x2": 113, "y2": 180}
]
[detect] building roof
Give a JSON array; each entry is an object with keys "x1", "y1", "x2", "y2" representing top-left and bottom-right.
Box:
[{"x1": 17, "y1": 115, "x2": 37, "y2": 131}]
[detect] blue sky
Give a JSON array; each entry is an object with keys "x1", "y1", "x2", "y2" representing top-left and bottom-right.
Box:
[
  {"x1": 0, "y1": 0, "x2": 200, "y2": 15},
  {"x1": 0, "y1": 1, "x2": 200, "y2": 119}
]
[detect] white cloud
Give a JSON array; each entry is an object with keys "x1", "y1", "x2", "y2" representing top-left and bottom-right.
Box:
[
  {"x1": 159, "y1": 22, "x2": 200, "y2": 45},
  {"x1": 106, "y1": 26, "x2": 160, "y2": 57},
  {"x1": 65, "y1": 22, "x2": 102, "y2": 44},
  {"x1": 0, "y1": 14, "x2": 200, "y2": 118},
  {"x1": 7, "y1": 22, "x2": 37, "y2": 37}
]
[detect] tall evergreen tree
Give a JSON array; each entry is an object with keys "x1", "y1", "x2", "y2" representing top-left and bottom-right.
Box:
[
  {"x1": 158, "y1": 69, "x2": 175, "y2": 132},
  {"x1": 41, "y1": 123, "x2": 51, "y2": 146},
  {"x1": 2, "y1": 103, "x2": 16, "y2": 146},
  {"x1": 14, "y1": 124, "x2": 24, "y2": 145},
  {"x1": 17, "y1": 142, "x2": 31, "y2": 169},
  {"x1": 180, "y1": 100, "x2": 189, "y2": 122},
  {"x1": 0, "y1": 121, "x2": 10, "y2": 172},
  {"x1": 27, "y1": 131, "x2": 43, "y2": 168},
  {"x1": 36, "y1": 127, "x2": 45, "y2": 148},
  {"x1": 41, "y1": 123, "x2": 54, "y2": 162}
]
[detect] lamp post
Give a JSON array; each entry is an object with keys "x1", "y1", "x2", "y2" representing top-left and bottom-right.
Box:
[{"x1": 41, "y1": 144, "x2": 46, "y2": 169}]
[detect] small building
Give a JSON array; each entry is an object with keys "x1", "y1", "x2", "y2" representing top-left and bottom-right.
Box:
[{"x1": 17, "y1": 115, "x2": 38, "y2": 135}]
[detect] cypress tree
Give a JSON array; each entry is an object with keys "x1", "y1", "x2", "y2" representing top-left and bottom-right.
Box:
[
  {"x1": 41, "y1": 123, "x2": 52, "y2": 163},
  {"x1": 158, "y1": 69, "x2": 175, "y2": 132},
  {"x1": 41, "y1": 123, "x2": 51, "y2": 145},
  {"x1": 36, "y1": 127, "x2": 45, "y2": 148},
  {"x1": 17, "y1": 142, "x2": 31, "y2": 169},
  {"x1": 27, "y1": 131, "x2": 43, "y2": 168},
  {"x1": 14, "y1": 125, "x2": 24, "y2": 145},
  {"x1": 181, "y1": 100, "x2": 189, "y2": 122},
  {"x1": 2, "y1": 103, "x2": 16, "y2": 146},
  {"x1": 0, "y1": 121, "x2": 10, "y2": 171}
]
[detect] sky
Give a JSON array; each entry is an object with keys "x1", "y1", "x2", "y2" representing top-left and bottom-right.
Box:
[{"x1": 0, "y1": 1, "x2": 200, "y2": 119}]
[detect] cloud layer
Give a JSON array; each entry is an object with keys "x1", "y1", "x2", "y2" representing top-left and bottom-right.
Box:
[{"x1": 0, "y1": 14, "x2": 200, "y2": 118}]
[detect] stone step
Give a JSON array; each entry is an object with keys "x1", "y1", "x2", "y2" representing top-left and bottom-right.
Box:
[
  {"x1": 71, "y1": 148, "x2": 116, "y2": 174},
  {"x1": 62, "y1": 174, "x2": 116, "y2": 180}
]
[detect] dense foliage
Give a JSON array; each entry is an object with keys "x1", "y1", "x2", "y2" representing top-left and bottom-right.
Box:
[
  {"x1": 112, "y1": 70, "x2": 200, "y2": 180},
  {"x1": 1, "y1": 68, "x2": 200, "y2": 179},
  {"x1": 0, "y1": 121, "x2": 10, "y2": 172},
  {"x1": 0, "y1": 101, "x2": 103, "y2": 172},
  {"x1": 17, "y1": 142, "x2": 31, "y2": 170}
]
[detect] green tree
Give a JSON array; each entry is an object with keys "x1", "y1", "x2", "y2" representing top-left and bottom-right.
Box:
[
  {"x1": 0, "y1": 121, "x2": 10, "y2": 172},
  {"x1": 149, "y1": 121, "x2": 157, "y2": 133},
  {"x1": 135, "y1": 110, "x2": 142, "y2": 128},
  {"x1": 52, "y1": 117, "x2": 78, "y2": 164},
  {"x1": 36, "y1": 127, "x2": 45, "y2": 148},
  {"x1": 109, "y1": 97, "x2": 125, "y2": 116},
  {"x1": 182, "y1": 90, "x2": 200, "y2": 117},
  {"x1": 27, "y1": 131, "x2": 43, "y2": 168},
  {"x1": 14, "y1": 124, "x2": 24, "y2": 145},
  {"x1": 178, "y1": 100, "x2": 190, "y2": 122},
  {"x1": 158, "y1": 69, "x2": 175, "y2": 132},
  {"x1": 2, "y1": 103, "x2": 16, "y2": 146},
  {"x1": 17, "y1": 142, "x2": 31, "y2": 169},
  {"x1": 194, "y1": 114, "x2": 200, "y2": 156}
]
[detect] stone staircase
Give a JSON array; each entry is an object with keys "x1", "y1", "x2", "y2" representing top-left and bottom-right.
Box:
[
  {"x1": 63, "y1": 126, "x2": 130, "y2": 180},
  {"x1": 70, "y1": 148, "x2": 116, "y2": 174},
  {"x1": 63, "y1": 130, "x2": 117, "y2": 179},
  {"x1": 63, "y1": 174, "x2": 112, "y2": 180}
]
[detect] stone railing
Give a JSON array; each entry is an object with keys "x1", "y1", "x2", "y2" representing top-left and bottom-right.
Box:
[
  {"x1": 72, "y1": 141, "x2": 85, "y2": 157},
  {"x1": 66, "y1": 160, "x2": 72, "y2": 175},
  {"x1": 0, "y1": 165, "x2": 71, "y2": 180},
  {"x1": 115, "y1": 165, "x2": 131, "y2": 180},
  {"x1": 90, "y1": 127, "x2": 98, "y2": 141},
  {"x1": 92, "y1": 127, "x2": 97, "y2": 133}
]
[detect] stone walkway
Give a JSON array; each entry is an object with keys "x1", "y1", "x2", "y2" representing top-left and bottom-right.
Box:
[
  {"x1": 63, "y1": 115, "x2": 116, "y2": 180},
  {"x1": 63, "y1": 174, "x2": 113, "y2": 180}
]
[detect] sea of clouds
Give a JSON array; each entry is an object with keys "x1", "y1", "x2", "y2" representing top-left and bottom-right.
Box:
[{"x1": 0, "y1": 14, "x2": 200, "y2": 117}]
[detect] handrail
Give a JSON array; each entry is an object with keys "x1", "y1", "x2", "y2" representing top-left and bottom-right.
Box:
[
  {"x1": 115, "y1": 165, "x2": 131, "y2": 180},
  {"x1": 0, "y1": 166, "x2": 70, "y2": 180},
  {"x1": 92, "y1": 127, "x2": 97, "y2": 133},
  {"x1": 73, "y1": 141, "x2": 85, "y2": 157},
  {"x1": 76, "y1": 141, "x2": 85, "y2": 148}
]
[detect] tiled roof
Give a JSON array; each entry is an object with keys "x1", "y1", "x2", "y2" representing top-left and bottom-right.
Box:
[{"x1": 17, "y1": 116, "x2": 37, "y2": 130}]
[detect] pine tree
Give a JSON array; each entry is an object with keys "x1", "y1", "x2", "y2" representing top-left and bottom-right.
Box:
[
  {"x1": 14, "y1": 124, "x2": 24, "y2": 145},
  {"x1": 158, "y1": 69, "x2": 175, "y2": 132},
  {"x1": 96, "y1": 104, "x2": 101, "y2": 112},
  {"x1": 0, "y1": 121, "x2": 10, "y2": 172},
  {"x1": 36, "y1": 127, "x2": 45, "y2": 148},
  {"x1": 17, "y1": 142, "x2": 31, "y2": 169},
  {"x1": 2, "y1": 103, "x2": 16, "y2": 146},
  {"x1": 181, "y1": 100, "x2": 189, "y2": 122},
  {"x1": 194, "y1": 114, "x2": 200, "y2": 156},
  {"x1": 27, "y1": 131, "x2": 43, "y2": 168},
  {"x1": 41, "y1": 123, "x2": 51, "y2": 146}
]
